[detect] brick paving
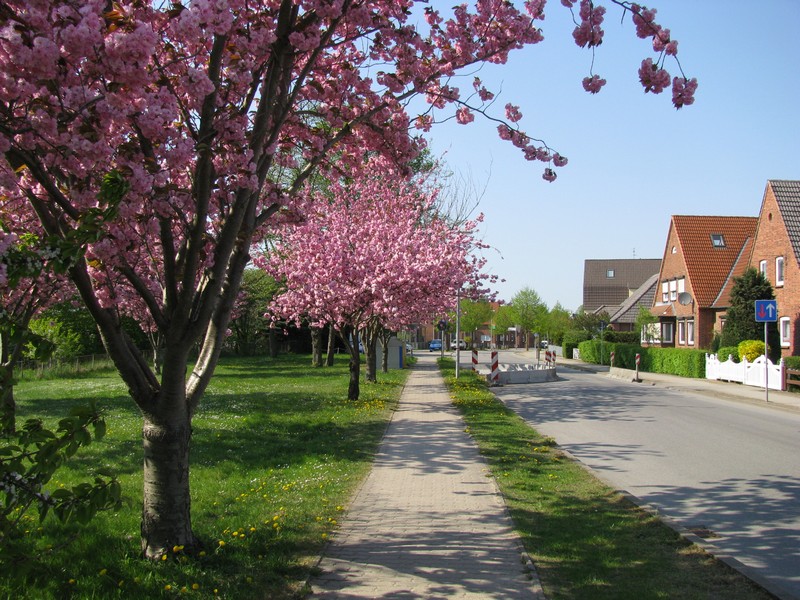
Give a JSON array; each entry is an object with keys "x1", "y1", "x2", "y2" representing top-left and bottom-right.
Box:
[{"x1": 309, "y1": 355, "x2": 544, "y2": 599}]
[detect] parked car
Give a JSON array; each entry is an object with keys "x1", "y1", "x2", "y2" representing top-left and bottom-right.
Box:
[
  {"x1": 450, "y1": 339, "x2": 467, "y2": 350},
  {"x1": 428, "y1": 339, "x2": 442, "y2": 351},
  {"x1": 405, "y1": 343, "x2": 413, "y2": 354},
  {"x1": 540, "y1": 340, "x2": 549, "y2": 349}
]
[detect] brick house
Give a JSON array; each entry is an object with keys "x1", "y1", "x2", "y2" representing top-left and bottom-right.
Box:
[
  {"x1": 649, "y1": 215, "x2": 758, "y2": 349},
  {"x1": 582, "y1": 258, "x2": 661, "y2": 313},
  {"x1": 749, "y1": 180, "x2": 800, "y2": 357},
  {"x1": 608, "y1": 273, "x2": 658, "y2": 332}
]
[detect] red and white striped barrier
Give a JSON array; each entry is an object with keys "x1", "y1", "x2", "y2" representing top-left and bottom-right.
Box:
[
  {"x1": 490, "y1": 351, "x2": 499, "y2": 383},
  {"x1": 472, "y1": 349, "x2": 479, "y2": 372},
  {"x1": 610, "y1": 351, "x2": 615, "y2": 367}
]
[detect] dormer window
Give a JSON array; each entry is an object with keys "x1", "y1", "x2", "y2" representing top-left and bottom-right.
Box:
[
  {"x1": 606, "y1": 269, "x2": 615, "y2": 278},
  {"x1": 710, "y1": 234, "x2": 726, "y2": 248}
]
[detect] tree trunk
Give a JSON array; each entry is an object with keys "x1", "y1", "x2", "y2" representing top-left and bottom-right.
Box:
[
  {"x1": 140, "y1": 387, "x2": 198, "y2": 559},
  {"x1": 347, "y1": 347, "x2": 360, "y2": 400},
  {"x1": 0, "y1": 363, "x2": 14, "y2": 435},
  {"x1": 364, "y1": 340, "x2": 377, "y2": 383},
  {"x1": 268, "y1": 327, "x2": 279, "y2": 358},
  {"x1": 325, "y1": 323, "x2": 335, "y2": 367},
  {"x1": 310, "y1": 327, "x2": 323, "y2": 367}
]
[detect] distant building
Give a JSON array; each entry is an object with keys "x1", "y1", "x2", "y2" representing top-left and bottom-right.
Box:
[{"x1": 582, "y1": 259, "x2": 661, "y2": 313}]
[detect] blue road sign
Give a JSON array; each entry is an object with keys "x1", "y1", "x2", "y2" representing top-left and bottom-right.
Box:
[{"x1": 754, "y1": 299, "x2": 778, "y2": 322}]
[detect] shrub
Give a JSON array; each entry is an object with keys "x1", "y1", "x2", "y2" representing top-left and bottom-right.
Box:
[
  {"x1": 716, "y1": 346, "x2": 739, "y2": 362},
  {"x1": 738, "y1": 340, "x2": 765, "y2": 362},
  {"x1": 785, "y1": 356, "x2": 800, "y2": 393},
  {"x1": 563, "y1": 330, "x2": 591, "y2": 360}
]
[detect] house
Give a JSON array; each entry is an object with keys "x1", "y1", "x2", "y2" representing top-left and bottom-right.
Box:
[
  {"x1": 649, "y1": 215, "x2": 758, "y2": 349},
  {"x1": 608, "y1": 273, "x2": 658, "y2": 332},
  {"x1": 582, "y1": 259, "x2": 661, "y2": 313},
  {"x1": 750, "y1": 180, "x2": 800, "y2": 357}
]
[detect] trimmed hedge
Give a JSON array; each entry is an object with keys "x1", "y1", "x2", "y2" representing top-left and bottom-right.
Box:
[
  {"x1": 786, "y1": 356, "x2": 800, "y2": 393},
  {"x1": 577, "y1": 340, "x2": 706, "y2": 378},
  {"x1": 563, "y1": 330, "x2": 591, "y2": 360},
  {"x1": 716, "y1": 346, "x2": 739, "y2": 362}
]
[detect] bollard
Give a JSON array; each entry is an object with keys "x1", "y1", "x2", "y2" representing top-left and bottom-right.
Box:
[
  {"x1": 491, "y1": 351, "x2": 499, "y2": 384},
  {"x1": 610, "y1": 351, "x2": 615, "y2": 368},
  {"x1": 635, "y1": 353, "x2": 641, "y2": 382},
  {"x1": 472, "y1": 349, "x2": 478, "y2": 372}
]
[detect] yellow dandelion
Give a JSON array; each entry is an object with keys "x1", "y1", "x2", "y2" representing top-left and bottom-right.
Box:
[
  {"x1": 68, "y1": 579, "x2": 76, "y2": 585},
  {"x1": 192, "y1": 583, "x2": 200, "y2": 590},
  {"x1": 218, "y1": 540, "x2": 226, "y2": 547},
  {"x1": 165, "y1": 584, "x2": 172, "y2": 591},
  {"x1": 98, "y1": 568, "x2": 107, "y2": 576}
]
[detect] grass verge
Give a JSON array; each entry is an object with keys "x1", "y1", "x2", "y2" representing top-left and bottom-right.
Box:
[
  {"x1": 438, "y1": 357, "x2": 775, "y2": 600},
  {"x1": 4, "y1": 354, "x2": 408, "y2": 599}
]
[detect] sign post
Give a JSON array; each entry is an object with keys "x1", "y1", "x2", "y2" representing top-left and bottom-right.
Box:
[{"x1": 754, "y1": 299, "x2": 778, "y2": 402}]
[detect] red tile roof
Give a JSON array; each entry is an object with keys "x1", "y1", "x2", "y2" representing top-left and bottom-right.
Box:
[{"x1": 671, "y1": 215, "x2": 758, "y2": 307}]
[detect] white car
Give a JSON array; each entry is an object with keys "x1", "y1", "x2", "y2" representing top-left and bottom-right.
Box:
[{"x1": 450, "y1": 339, "x2": 467, "y2": 350}]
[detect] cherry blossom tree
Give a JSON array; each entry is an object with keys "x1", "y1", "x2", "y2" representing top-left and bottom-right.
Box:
[
  {"x1": 0, "y1": 0, "x2": 694, "y2": 558},
  {"x1": 262, "y1": 156, "x2": 489, "y2": 399}
]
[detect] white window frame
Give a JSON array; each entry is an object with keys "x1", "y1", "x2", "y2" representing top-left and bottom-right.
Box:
[
  {"x1": 669, "y1": 279, "x2": 677, "y2": 301},
  {"x1": 661, "y1": 281, "x2": 668, "y2": 303},
  {"x1": 780, "y1": 316, "x2": 791, "y2": 347},
  {"x1": 759, "y1": 259, "x2": 767, "y2": 277},
  {"x1": 776, "y1": 256, "x2": 785, "y2": 286},
  {"x1": 662, "y1": 322, "x2": 674, "y2": 344},
  {"x1": 677, "y1": 277, "x2": 685, "y2": 294},
  {"x1": 678, "y1": 320, "x2": 686, "y2": 344},
  {"x1": 687, "y1": 320, "x2": 695, "y2": 345}
]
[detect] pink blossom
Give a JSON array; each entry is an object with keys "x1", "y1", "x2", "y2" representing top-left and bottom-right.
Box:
[
  {"x1": 553, "y1": 153, "x2": 568, "y2": 167},
  {"x1": 456, "y1": 107, "x2": 475, "y2": 124},
  {"x1": 638, "y1": 58, "x2": 670, "y2": 94},
  {"x1": 542, "y1": 168, "x2": 557, "y2": 182},
  {"x1": 672, "y1": 77, "x2": 698, "y2": 109},
  {"x1": 582, "y1": 74, "x2": 606, "y2": 94},
  {"x1": 505, "y1": 103, "x2": 523, "y2": 123}
]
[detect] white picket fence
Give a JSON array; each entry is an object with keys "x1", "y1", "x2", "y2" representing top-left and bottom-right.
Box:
[{"x1": 705, "y1": 353, "x2": 784, "y2": 390}]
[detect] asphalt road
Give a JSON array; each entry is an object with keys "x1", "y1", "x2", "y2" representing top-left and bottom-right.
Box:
[{"x1": 489, "y1": 362, "x2": 800, "y2": 600}]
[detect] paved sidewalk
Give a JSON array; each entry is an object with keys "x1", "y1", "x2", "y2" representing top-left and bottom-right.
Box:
[{"x1": 309, "y1": 355, "x2": 544, "y2": 599}]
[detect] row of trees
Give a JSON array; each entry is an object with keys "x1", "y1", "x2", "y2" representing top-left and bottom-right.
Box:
[
  {"x1": 1, "y1": 0, "x2": 694, "y2": 561},
  {"x1": 451, "y1": 286, "x2": 609, "y2": 350}
]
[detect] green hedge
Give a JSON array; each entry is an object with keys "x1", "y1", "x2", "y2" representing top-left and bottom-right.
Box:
[
  {"x1": 563, "y1": 330, "x2": 591, "y2": 360},
  {"x1": 785, "y1": 356, "x2": 800, "y2": 393},
  {"x1": 716, "y1": 346, "x2": 739, "y2": 362},
  {"x1": 577, "y1": 340, "x2": 706, "y2": 378}
]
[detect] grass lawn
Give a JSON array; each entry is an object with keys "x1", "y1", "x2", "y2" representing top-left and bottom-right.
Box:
[
  {"x1": 439, "y1": 357, "x2": 775, "y2": 600},
  {"x1": 3, "y1": 354, "x2": 408, "y2": 599}
]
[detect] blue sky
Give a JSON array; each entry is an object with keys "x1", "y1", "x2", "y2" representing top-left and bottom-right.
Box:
[{"x1": 418, "y1": 1, "x2": 800, "y2": 312}]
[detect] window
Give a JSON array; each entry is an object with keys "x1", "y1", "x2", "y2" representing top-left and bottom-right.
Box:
[
  {"x1": 678, "y1": 321, "x2": 686, "y2": 344},
  {"x1": 780, "y1": 317, "x2": 791, "y2": 347},
  {"x1": 661, "y1": 281, "x2": 669, "y2": 303},
  {"x1": 711, "y1": 234, "x2": 726, "y2": 247},
  {"x1": 776, "y1": 256, "x2": 785, "y2": 286},
  {"x1": 606, "y1": 269, "x2": 615, "y2": 278},
  {"x1": 759, "y1": 260, "x2": 767, "y2": 277},
  {"x1": 662, "y1": 322, "x2": 674, "y2": 344},
  {"x1": 669, "y1": 279, "x2": 677, "y2": 301},
  {"x1": 687, "y1": 320, "x2": 695, "y2": 345},
  {"x1": 677, "y1": 277, "x2": 685, "y2": 294}
]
